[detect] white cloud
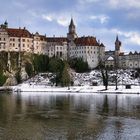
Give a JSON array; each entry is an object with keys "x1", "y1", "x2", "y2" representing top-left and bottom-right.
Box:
[
  {"x1": 79, "y1": 27, "x2": 140, "y2": 51},
  {"x1": 42, "y1": 15, "x2": 53, "y2": 22},
  {"x1": 127, "y1": 12, "x2": 140, "y2": 20},
  {"x1": 79, "y1": 0, "x2": 99, "y2": 4},
  {"x1": 110, "y1": 28, "x2": 140, "y2": 46},
  {"x1": 90, "y1": 15, "x2": 109, "y2": 24},
  {"x1": 13, "y1": 1, "x2": 26, "y2": 8},
  {"x1": 57, "y1": 17, "x2": 69, "y2": 27},
  {"x1": 42, "y1": 14, "x2": 70, "y2": 27},
  {"x1": 109, "y1": 0, "x2": 140, "y2": 9},
  {"x1": 128, "y1": 33, "x2": 140, "y2": 45}
]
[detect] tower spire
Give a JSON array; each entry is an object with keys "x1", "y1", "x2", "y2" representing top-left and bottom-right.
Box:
[
  {"x1": 70, "y1": 17, "x2": 75, "y2": 27},
  {"x1": 116, "y1": 34, "x2": 119, "y2": 42}
]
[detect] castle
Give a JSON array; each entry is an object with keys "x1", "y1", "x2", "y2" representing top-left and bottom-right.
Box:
[
  {"x1": 0, "y1": 19, "x2": 140, "y2": 69},
  {"x1": 105, "y1": 36, "x2": 140, "y2": 69}
]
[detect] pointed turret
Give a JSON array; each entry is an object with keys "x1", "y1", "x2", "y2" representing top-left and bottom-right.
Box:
[
  {"x1": 115, "y1": 35, "x2": 121, "y2": 47},
  {"x1": 69, "y1": 18, "x2": 75, "y2": 28},
  {"x1": 4, "y1": 20, "x2": 8, "y2": 28},
  {"x1": 115, "y1": 35, "x2": 122, "y2": 68},
  {"x1": 67, "y1": 18, "x2": 77, "y2": 41},
  {"x1": 0, "y1": 20, "x2": 8, "y2": 28},
  {"x1": 69, "y1": 18, "x2": 76, "y2": 34},
  {"x1": 116, "y1": 35, "x2": 119, "y2": 42}
]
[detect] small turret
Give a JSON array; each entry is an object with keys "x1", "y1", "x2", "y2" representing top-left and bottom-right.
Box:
[
  {"x1": 67, "y1": 18, "x2": 77, "y2": 41},
  {"x1": 115, "y1": 35, "x2": 121, "y2": 68},
  {"x1": 69, "y1": 18, "x2": 75, "y2": 33},
  {"x1": 115, "y1": 35, "x2": 121, "y2": 52},
  {"x1": 0, "y1": 20, "x2": 8, "y2": 28},
  {"x1": 4, "y1": 20, "x2": 8, "y2": 28}
]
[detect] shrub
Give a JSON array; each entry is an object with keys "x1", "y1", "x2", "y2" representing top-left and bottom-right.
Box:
[
  {"x1": 69, "y1": 58, "x2": 89, "y2": 73},
  {"x1": 0, "y1": 71, "x2": 7, "y2": 86}
]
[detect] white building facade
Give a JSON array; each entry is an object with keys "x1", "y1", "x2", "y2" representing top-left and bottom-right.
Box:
[
  {"x1": 105, "y1": 36, "x2": 140, "y2": 69},
  {"x1": 0, "y1": 19, "x2": 105, "y2": 69}
]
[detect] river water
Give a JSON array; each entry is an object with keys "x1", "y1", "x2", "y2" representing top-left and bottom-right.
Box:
[{"x1": 0, "y1": 92, "x2": 140, "y2": 140}]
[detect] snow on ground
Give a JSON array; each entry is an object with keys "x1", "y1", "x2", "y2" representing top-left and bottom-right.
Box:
[
  {"x1": 12, "y1": 69, "x2": 140, "y2": 94},
  {"x1": 12, "y1": 84, "x2": 140, "y2": 94}
]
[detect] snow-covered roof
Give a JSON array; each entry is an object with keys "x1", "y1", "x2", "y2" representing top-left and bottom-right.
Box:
[{"x1": 107, "y1": 56, "x2": 114, "y2": 61}]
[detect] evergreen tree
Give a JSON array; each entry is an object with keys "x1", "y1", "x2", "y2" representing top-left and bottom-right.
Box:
[
  {"x1": 25, "y1": 62, "x2": 33, "y2": 77},
  {"x1": 15, "y1": 69, "x2": 21, "y2": 84},
  {"x1": 48, "y1": 57, "x2": 64, "y2": 73},
  {"x1": 61, "y1": 62, "x2": 71, "y2": 87},
  {"x1": 0, "y1": 70, "x2": 7, "y2": 86},
  {"x1": 32, "y1": 54, "x2": 49, "y2": 73},
  {"x1": 48, "y1": 57, "x2": 64, "y2": 86},
  {"x1": 69, "y1": 58, "x2": 89, "y2": 73}
]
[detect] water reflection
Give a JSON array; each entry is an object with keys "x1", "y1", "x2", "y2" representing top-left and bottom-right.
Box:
[{"x1": 0, "y1": 93, "x2": 140, "y2": 140}]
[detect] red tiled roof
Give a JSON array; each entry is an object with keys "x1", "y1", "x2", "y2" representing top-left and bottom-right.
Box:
[
  {"x1": 46, "y1": 37, "x2": 67, "y2": 46},
  {"x1": 74, "y1": 36, "x2": 99, "y2": 46},
  {"x1": 119, "y1": 52, "x2": 124, "y2": 56},
  {"x1": 47, "y1": 37, "x2": 67, "y2": 42},
  {"x1": 39, "y1": 35, "x2": 47, "y2": 41},
  {"x1": 6, "y1": 28, "x2": 32, "y2": 38}
]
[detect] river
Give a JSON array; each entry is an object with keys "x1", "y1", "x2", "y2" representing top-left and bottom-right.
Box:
[{"x1": 0, "y1": 92, "x2": 140, "y2": 140}]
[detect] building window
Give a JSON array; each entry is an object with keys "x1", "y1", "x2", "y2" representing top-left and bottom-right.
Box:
[{"x1": 22, "y1": 39, "x2": 25, "y2": 42}]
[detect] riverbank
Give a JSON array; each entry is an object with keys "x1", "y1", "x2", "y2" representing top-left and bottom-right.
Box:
[
  {"x1": 11, "y1": 84, "x2": 140, "y2": 94},
  {"x1": 0, "y1": 86, "x2": 13, "y2": 92}
]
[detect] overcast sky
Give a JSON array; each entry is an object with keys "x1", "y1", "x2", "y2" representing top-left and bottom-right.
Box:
[{"x1": 0, "y1": 0, "x2": 140, "y2": 52}]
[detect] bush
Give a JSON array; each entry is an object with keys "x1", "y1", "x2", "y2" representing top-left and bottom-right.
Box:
[
  {"x1": 15, "y1": 70, "x2": 21, "y2": 84},
  {"x1": 69, "y1": 58, "x2": 89, "y2": 73},
  {"x1": 60, "y1": 62, "x2": 71, "y2": 87},
  {"x1": 0, "y1": 71, "x2": 7, "y2": 86},
  {"x1": 33, "y1": 54, "x2": 49, "y2": 73},
  {"x1": 48, "y1": 57, "x2": 64, "y2": 73},
  {"x1": 25, "y1": 62, "x2": 33, "y2": 77}
]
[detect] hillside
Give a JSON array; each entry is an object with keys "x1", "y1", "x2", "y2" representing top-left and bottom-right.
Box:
[{"x1": 22, "y1": 69, "x2": 140, "y2": 87}]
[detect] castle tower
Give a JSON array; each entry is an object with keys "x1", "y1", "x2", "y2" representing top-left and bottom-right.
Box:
[
  {"x1": 115, "y1": 35, "x2": 121, "y2": 54},
  {"x1": 67, "y1": 18, "x2": 78, "y2": 60},
  {"x1": 67, "y1": 18, "x2": 77, "y2": 41},
  {"x1": 0, "y1": 20, "x2": 8, "y2": 28},
  {"x1": 115, "y1": 35, "x2": 121, "y2": 68},
  {"x1": 4, "y1": 20, "x2": 8, "y2": 28}
]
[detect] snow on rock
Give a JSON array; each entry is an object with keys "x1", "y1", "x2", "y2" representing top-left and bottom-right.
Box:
[
  {"x1": 17, "y1": 69, "x2": 140, "y2": 87},
  {"x1": 20, "y1": 67, "x2": 29, "y2": 81},
  {"x1": 11, "y1": 69, "x2": 140, "y2": 93}
]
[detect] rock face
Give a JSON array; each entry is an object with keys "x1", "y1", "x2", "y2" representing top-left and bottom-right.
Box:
[
  {"x1": 3, "y1": 71, "x2": 17, "y2": 86},
  {"x1": 20, "y1": 67, "x2": 29, "y2": 81}
]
